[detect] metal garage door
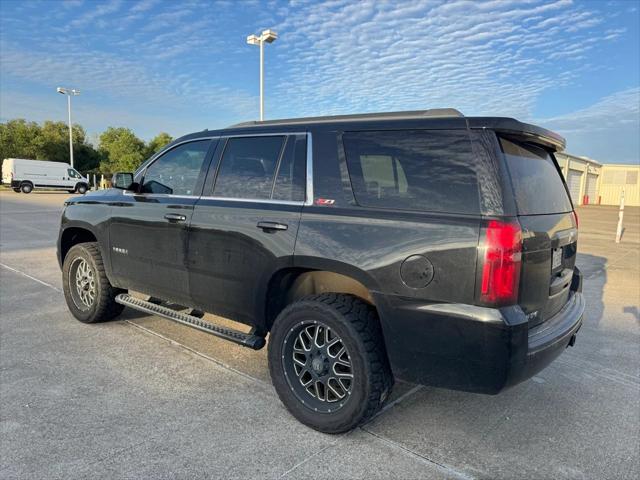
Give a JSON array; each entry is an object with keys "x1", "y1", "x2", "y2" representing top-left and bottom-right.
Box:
[
  {"x1": 567, "y1": 169, "x2": 582, "y2": 204},
  {"x1": 585, "y1": 173, "x2": 598, "y2": 203}
]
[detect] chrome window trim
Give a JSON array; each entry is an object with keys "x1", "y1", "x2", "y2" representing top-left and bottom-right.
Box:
[
  {"x1": 122, "y1": 191, "x2": 197, "y2": 199},
  {"x1": 125, "y1": 131, "x2": 314, "y2": 207},
  {"x1": 304, "y1": 132, "x2": 314, "y2": 206},
  {"x1": 197, "y1": 196, "x2": 304, "y2": 206},
  {"x1": 135, "y1": 136, "x2": 220, "y2": 177}
]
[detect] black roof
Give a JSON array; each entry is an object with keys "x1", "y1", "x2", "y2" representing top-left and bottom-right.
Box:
[
  {"x1": 183, "y1": 109, "x2": 565, "y2": 151},
  {"x1": 227, "y1": 108, "x2": 464, "y2": 128}
]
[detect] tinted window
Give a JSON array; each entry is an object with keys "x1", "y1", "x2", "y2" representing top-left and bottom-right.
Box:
[
  {"x1": 343, "y1": 130, "x2": 480, "y2": 214},
  {"x1": 273, "y1": 136, "x2": 306, "y2": 201},
  {"x1": 214, "y1": 136, "x2": 284, "y2": 199},
  {"x1": 141, "y1": 140, "x2": 210, "y2": 195},
  {"x1": 500, "y1": 137, "x2": 572, "y2": 214}
]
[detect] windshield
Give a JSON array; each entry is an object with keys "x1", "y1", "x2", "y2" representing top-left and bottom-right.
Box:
[{"x1": 500, "y1": 137, "x2": 573, "y2": 215}]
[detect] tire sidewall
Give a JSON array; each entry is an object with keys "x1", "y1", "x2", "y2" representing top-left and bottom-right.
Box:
[
  {"x1": 62, "y1": 244, "x2": 104, "y2": 323},
  {"x1": 21, "y1": 183, "x2": 32, "y2": 193},
  {"x1": 269, "y1": 300, "x2": 374, "y2": 433}
]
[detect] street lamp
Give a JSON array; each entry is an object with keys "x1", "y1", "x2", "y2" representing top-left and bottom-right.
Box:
[
  {"x1": 57, "y1": 87, "x2": 80, "y2": 169},
  {"x1": 246, "y1": 29, "x2": 278, "y2": 121}
]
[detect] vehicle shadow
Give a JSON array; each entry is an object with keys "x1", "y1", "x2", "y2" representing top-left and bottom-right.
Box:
[
  {"x1": 574, "y1": 252, "x2": 607, "y2": 328},
  {"x1": 365, "y1": 252, "x2": 611, "y2": 479}
]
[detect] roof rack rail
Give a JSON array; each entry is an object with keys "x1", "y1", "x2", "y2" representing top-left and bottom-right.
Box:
[{"x1": 227, "y1": 108, "x2": 464, "y2": 128}]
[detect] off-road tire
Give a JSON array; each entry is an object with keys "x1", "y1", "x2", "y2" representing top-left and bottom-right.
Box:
[
  {"x1": 62, "y1": 242, "x2": 124, "y2": 323},
  {"x1": 269, "y1": 293, "x2": 393, "y2": 433},
  {"x1": 20, "y1": 182, "x2": 33, "y2": 194}
]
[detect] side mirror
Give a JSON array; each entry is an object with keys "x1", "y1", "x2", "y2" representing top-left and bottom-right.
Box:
[{"x1": 112, "y1": 172, "x2": 135, "y2": 190}]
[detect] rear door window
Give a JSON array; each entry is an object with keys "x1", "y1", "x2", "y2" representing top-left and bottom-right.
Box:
[
  {"x1": 343, "y1": 130, "x2": 480, "y2": 214},
  {"x1": 213, "y1": 136, "x2": 285, "y2": 200},
  {"x1": 500, "y1": 137, "x2": 573, "y2": 214}
]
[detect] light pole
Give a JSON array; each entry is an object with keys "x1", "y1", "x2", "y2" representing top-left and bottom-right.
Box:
[
  {"x1": 57, "y1": 87, "x2": 80, "y2": 168},
  {"x1": 246, "y1": 29, "x2": 278, "y2": 121}
]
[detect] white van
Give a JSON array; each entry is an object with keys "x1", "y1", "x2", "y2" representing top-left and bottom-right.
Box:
[{"x1": 1, "y1": 158, "x2": 89, "y2": 194}]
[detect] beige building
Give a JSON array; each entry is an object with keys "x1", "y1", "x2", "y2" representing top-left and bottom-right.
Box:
[
  {"x1": 598, "y1": 164, "x2": 640, "y2": 207},
  {"x1": 555, "y1": 152, "x2": 639, "y2": 207}
]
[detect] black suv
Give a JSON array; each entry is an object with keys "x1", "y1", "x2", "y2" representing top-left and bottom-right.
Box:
[{"x1": 57, "y1": 109, "x2": 584, "y2": 433}]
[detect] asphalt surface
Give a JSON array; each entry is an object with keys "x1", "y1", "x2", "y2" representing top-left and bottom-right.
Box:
[{"x1": 1, "y1": 191, "x2": 639, "y2": 479}]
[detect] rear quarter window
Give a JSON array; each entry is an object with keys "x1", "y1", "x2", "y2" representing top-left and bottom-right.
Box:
[
  {"x1": 342, "y1": 130, "x2": 480, "y2": 214},
  {"x1": 500, "y1": 137, "x2": 573, "y2": 215}
]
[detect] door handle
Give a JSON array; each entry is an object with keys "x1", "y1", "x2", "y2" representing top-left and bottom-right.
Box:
[
  {"x1": 164, "y1": 213, "x2": 187, "y2": 223},
  {"x1": 257, "y1": 221, "x2": 288, "y2": 231}
]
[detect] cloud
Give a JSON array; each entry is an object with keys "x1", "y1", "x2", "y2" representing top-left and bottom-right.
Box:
[
  {"x1": 62, "y1": 0, "x2": 84, "y2": 8},
  {"x1": 68, "y1": 0, "x2": 123, "y2": 28},
  {"x1": 541, "y1": 87, "x2": 640, "y2": 134},
  {"x1": 130, "y1": 0, "x2": 159, "y2": 13},
  {"x1": 0, "y1": 0, "x2": 635, "y2": 162},
  {"x1": 268, "y1": 0, "x2": 625, "y2": 120},
  {"x1": 540, "y1": 88, "x2": 640, "y2": 163}
]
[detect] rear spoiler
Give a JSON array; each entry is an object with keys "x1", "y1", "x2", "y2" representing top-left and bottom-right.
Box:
[{"x1": 467, "y1": 117, "x2": 566, "y2": 152}]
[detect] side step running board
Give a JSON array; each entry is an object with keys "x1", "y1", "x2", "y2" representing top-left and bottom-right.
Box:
[{"x1": 116, "y1": 293, "x2": 266, "y2": 350}]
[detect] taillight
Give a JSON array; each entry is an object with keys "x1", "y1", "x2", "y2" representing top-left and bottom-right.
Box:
[
  {"x1": 572, "y1": 210, "x2": 579, "y2": 229},
  {"x1": 479, "y1": 219, "x2": 522, "y2": 306}
]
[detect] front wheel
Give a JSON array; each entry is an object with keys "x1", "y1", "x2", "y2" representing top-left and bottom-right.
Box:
[
  {"x1": 268, "y1": 293, "x2": 393, "y2": 433},
  {"x1": 62, "y1": 242, "x2": 124, "y2": 323},
  {"x1": 76, "y1": 183, "x2": 88, "y2": 194}
]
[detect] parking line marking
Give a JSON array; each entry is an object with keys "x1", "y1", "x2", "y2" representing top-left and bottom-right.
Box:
[
  {"x1": 278, "y1": 435, "x2": 345, "y2": 478},
  {"x1": 361, "y1": 428, "x2": 477, "y2": 480},
  {"x1": 371, "y1": 384, "x2": 423, "y2": 421},
  {"x1": 124, "y1": 320, "x2": 271, "y2": 389},
  {"x1": 0, "y1": 260, "x2": 444, "y2": 445},
  {"x1": 0, "y1": 261, "x2": 271, "y2": 390},
  {"x1": 0, "y1": 262, "x2": 61, "y2": 292}
]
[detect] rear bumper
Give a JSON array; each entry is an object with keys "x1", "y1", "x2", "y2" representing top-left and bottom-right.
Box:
[{"x1": 374, "y1": 269, "x2": 584, "y2": 394}]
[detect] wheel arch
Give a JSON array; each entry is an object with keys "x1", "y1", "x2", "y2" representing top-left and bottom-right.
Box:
[
  {"x1": 59, "y1": 225, "x2": 98, "y2": 264},
  {"x1": 262, "y1": 258, "x2": 380, "y2": 332}
]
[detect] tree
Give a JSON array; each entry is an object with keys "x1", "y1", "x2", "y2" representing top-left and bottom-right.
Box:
[
  {"x1": 0, "y1": 119, "x2": 100, "y2": 171},
  {"x1": 0, "y1": 119, "x2": 42, "y2": 161},
  {"x1": 145, "y1": 132, "x2": 173, "y2": 158},
  {"x1": 1, "y1": 118, "x2": 172, "y2": 174},
  {"x1": 98, "y1": 127, "x2": 146, "y2": 173},
  {"x1": 38, "y1": 121, "x2": 88, "y2": 164}
]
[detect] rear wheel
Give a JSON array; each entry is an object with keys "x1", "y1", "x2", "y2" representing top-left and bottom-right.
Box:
[
  {"x1": 62, "y1": 242, "x2": 124, "y2": 323},
  {"x1": 269, "y1": 293, "x2": 393, "y2": 433},
  {"x1": 20, "y1": 182, "x2": 33, "y2": 194}
]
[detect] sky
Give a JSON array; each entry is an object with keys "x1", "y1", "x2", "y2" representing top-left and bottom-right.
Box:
[{"x1": 0, "y1": 0, "x2": 639, "y2": 164}]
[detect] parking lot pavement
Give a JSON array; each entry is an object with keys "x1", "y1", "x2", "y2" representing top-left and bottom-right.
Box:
[{"x1": 1, "y1": 191, "x2": 639, "y2": 479}]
